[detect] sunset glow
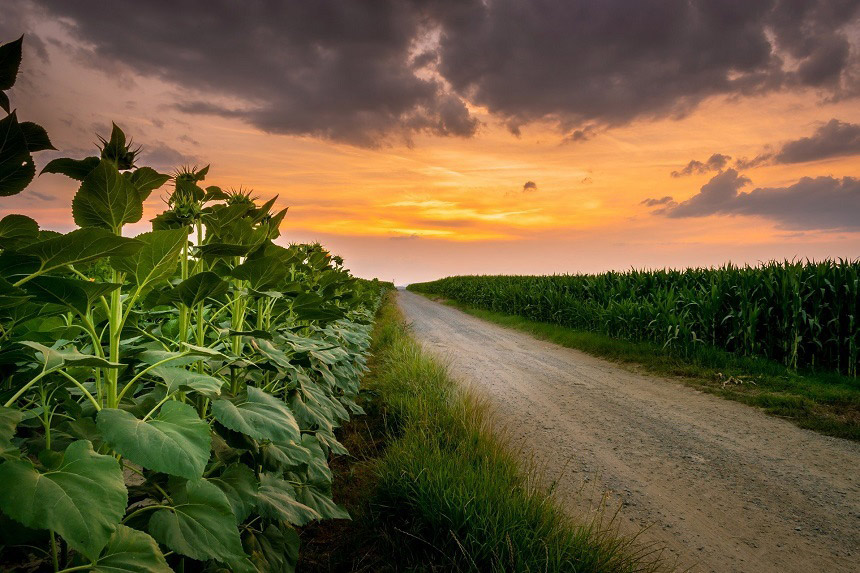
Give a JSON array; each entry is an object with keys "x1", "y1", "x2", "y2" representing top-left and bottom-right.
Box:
[{"x1": 3, "y1": 1, "x2": 859, "y2": 284}]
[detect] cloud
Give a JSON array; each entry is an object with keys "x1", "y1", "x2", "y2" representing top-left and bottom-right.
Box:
[
  {"x1": 667, "y1": 170, "x2": 752, "y2": 216},
  {"x1": 32, "y1": 1, "x2": 478, "y2": 147},
  {"x1": 671, "y1": 153, "x2": 732, "y2": 177},
  {"x1": 522, "y1": 181, "x2": 538, "y2": 192},
  {"x1": 436, "y1": 0, "x2": 860, "y2": 139},
  {"x1": 731, "y1": 119, "x2": 860, "y2": 168},
  {"x1": 138, "y1": 142, "x2": 201, "y2": 172},
  {"x1": 564, "y1": 126, "x2": 597, "y2": 143},
  {"x1": 27, "y1": 189, "x2": 54, "y2": 201},
  {"x1": 733, "y1": 153, "x2": 774, "y2": 169},
  {"x1": 0, "y1": 6, "x2": 48, "y2": 62},
  {"x1": 640, "y1": 196, "x2": 675, "y2": 207},
  {"x1": 773, "y1": 119, "x2": 860, "y2": 163},
  {"x1": 19, "y1": 0, "x2": 860, "y2": 146},
  {"x1": 659, "y1": 169, "x2": 860, "y2": 230}
]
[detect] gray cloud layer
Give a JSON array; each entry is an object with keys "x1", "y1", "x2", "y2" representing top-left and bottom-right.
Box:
[
  {"x1": 9, "y1": 0, "x2": 858, "y2": 146},
  {"x1": 640, "y1": 196, "x2": 676, "y2": 207},
  {"x1": 29, "y1": 1, "x2": 480, "y2": 147},
  {"x1": 774, "y1": 119, "x2": 860, "y2": 163},
  {"x1": 677, "y1": 119, "x2": 860, "y2": 173},
  {"x1": 671, "y1": 153, "x2": 732, "y2": 177},
  {"x1": 650, "y1": 169, "x2": 860, "y2": 230},
  {"x1": 437, "y1": 1, "x2": 859, "y2": 136}
]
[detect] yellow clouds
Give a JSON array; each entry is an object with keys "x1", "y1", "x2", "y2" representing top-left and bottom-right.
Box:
[
  {"x1": 299, "y1": 198, "x2": 552, "y2": 241},
  {"x1": 382, "y1": 199, "x2": 551, "y2": 239}
]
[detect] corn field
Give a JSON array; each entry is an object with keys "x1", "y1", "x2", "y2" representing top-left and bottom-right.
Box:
[{"x1": 409, "y1": 261, "x2": 860, "y2": 376}]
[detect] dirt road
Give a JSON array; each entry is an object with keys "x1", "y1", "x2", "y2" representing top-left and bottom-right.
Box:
[{"x1": 397, "y1": 290, "x2": 859, "y2": 573}]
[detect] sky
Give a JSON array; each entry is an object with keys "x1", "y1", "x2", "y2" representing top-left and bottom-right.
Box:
[{"x1": 2, "y1": 0, "x2": 860, "y2": 285}]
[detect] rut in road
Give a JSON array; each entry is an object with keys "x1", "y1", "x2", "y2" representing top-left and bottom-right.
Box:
[{"x1": 397, "y1": 290, "x2": 859, "y2": 573}]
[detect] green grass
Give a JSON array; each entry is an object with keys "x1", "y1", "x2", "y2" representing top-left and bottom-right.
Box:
[
  {"x1": 416, "y1": 293, "x2": 860, "y2": 441},
  {"x1": 299, "y1": 293, "x2": 668, "y2": 572}
]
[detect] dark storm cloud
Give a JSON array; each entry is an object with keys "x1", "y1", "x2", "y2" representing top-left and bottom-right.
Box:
[
  {"x1": 435, "y1": 0, "x2": 860, "y2": 138},
  {"x1": 30, "y1": 0, "x2": 478, "y2": 147},
  {"x1": 23, "y1": 0, "x2": 860, "y2": 146},
  {"x1": 671, "y1": 153, "x2": 732, "y2": 177},
  {"x1": 660, "y1": 169, "x2": 860, "y2": 230},
  {"x1": 0, "y1": 7, "x2": 48, "y2": 62},
  {"x1": 523, "y1": 181, "x2": 538, "y2": 192},
  {"x1": 773, "y1": 119, "x2": 860, "y2": 163}
]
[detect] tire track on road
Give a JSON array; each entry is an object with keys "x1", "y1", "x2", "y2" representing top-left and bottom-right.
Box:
[{"x1": 398, "y1": 290, "x2": 859, "y2": 573}]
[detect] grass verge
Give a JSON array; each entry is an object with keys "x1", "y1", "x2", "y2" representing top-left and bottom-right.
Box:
[
  {"x1": 299, "y1": 292, "x2": 667, "y2": 572},
  {"x1": 414, "y1": 292, "x2": 859, "y2": 441}
]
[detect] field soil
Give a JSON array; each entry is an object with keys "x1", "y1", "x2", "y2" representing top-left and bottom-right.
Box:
[{"x1": 398, "y1": 290, "x2": 860, "y2": 573}]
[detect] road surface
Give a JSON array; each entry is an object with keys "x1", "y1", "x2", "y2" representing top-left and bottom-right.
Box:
[{"x1": 397, "y1": 290, "x2": 859, "y2": 573}]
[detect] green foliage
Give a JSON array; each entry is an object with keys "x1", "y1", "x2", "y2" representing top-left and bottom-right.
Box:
[
  {"x1": 98, "y1": 123, "x2": 140, "y2": 171},
  {"x1": 0, "y1": 406, "x2": 22, "y2": 456},
  {"x1": 22, "y1": 275, "x2": 121, "y2": 316},
  {"x1": 90, "y1": 525, "x2": 173, "y2": 573},
  {"x1": 0, "y1": 111, "x2": 36, "y2": 196},
  {"x1": 19, "y1": 341, "x2": 122, "y2": 371},
  {"x1": 41, "y1": 156, "x2": 100, "y2": 180},
  {"x1": 171, "y1": 270, "x2": 228, "y2": 306},
  {"x1": 212, "y1": 387, "x2": 301, "y2": 443},
  {"x1": 0, "y1": 35, "x2": 390, "y2": 572},
  {"x1": 97, "y1": 402, "x2": 211, "y2": 480},
  {"x1": 0, "y1": 214, "x2": 38, "y2": 249},
  {"x1": 409, "y1": 261, "x2": 860, "y2": 377},
  {"x1": 18, "y1": 227, "x2": 142, "y2": 279},
  {"x1": 244, "y1": 524, "x2": 299, "y2": 573},
  {"x1": 148, "y1": 478, "x2": 246, "y2": 562},
  {"x1": 72, "y1": 158, "x2": 145, "y2": 231},
  {"x1": 150, "y1": 366, "x2": 224, "y2": 397},
  {"x1": 0, "y1": 37, "x2": 51, "y2": 195},
  {"x1": 19, "y1": 121, "x2": 55, "y2": 152},
  {"x1": 110, "y1": 229, "x2": 187, "y2": 293},
  {"x1": 209, "y1": 463, "x2": 258, "y2": 523},
  {"x1": 0, "y1": 36, "x2": 23, "y2": 94},
  {"x1": 256, "y1": 472, "x2": 322, "y2": 525},
  {"x1": 0, "y1": 440, "x2": 127, "y2": 559}
]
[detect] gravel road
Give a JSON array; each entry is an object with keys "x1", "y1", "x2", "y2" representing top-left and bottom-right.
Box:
[{"x1": 397, "y1": 290, "x2": 859, "y2": 573}]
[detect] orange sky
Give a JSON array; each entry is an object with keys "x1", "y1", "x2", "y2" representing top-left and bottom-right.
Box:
[{"x1": 4, "y1": 6, "x2": 859, "y2": 284}]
